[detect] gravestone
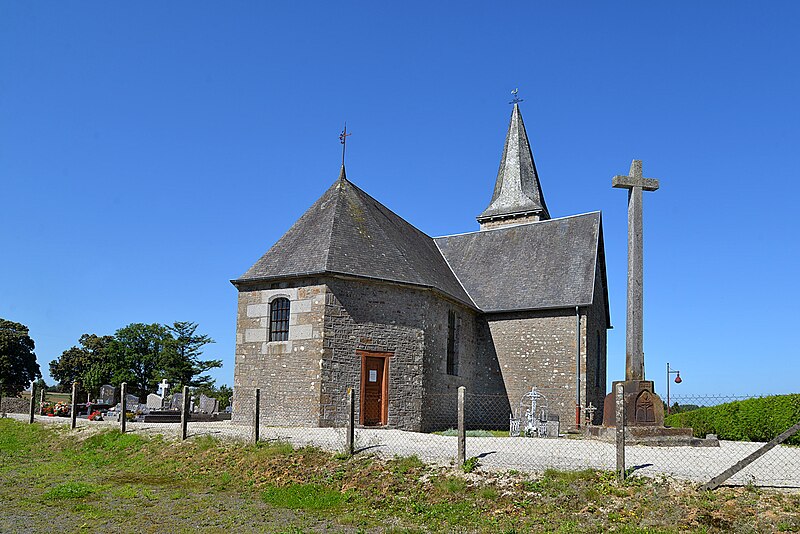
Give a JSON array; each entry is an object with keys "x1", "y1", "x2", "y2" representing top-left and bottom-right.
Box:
[
  {"x1": 198, "y1": 394, "x2": 218, "y2": 414},
  {"x1": 125, "y1": 393, "x2": 139, "y2": 406},
  {"x1": 169, "y1": 392, "x2": 183, "y2": 411},
  {"x1": 99, "y1": 385, "x2": 117, "y2": 405},
  {"x1": 146, "y1": 393, "x2": 163, "y2": 410}
]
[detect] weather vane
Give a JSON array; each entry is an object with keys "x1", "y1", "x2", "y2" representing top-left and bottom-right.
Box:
[
  {"x1": 339, "y1": 123, "x2": 352, "y2": 166},
  {"x1": 509, "y1": 88, "x2": 523, "y2": 105}
]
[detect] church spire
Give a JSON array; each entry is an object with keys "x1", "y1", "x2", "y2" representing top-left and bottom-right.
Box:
[{"x1": 477, "y1": 102, "x2": 550, "y2": 230}]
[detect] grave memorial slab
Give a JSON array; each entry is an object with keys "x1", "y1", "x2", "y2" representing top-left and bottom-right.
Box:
[
  {"x1": 146, "y1": 393, "x2": 163, "y2": 410},
  {"x1": 99, "y1": 385, "x2": 117, "y2": 405},
  {"x1": 198, "y1": 394, "x2": 218, "y2": 414}
]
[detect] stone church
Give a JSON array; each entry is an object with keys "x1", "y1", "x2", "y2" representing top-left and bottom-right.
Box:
[{"x1": 231, "y1": 103, "x2": 610, "y2": 432}]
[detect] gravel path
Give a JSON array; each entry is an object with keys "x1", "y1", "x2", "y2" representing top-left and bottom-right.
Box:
[{"x1": 10, "y1": 414, "x2": 800, "y2": 488}]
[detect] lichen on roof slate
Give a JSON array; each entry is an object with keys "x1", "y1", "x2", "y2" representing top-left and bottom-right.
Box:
[{"x1": 434, "y1": 213, "x2": 602, "y2": 313}]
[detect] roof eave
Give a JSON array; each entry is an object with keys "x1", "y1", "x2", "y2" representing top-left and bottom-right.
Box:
[{"x1": 231, "y1": 270, "x2": 479, "y2": 311}]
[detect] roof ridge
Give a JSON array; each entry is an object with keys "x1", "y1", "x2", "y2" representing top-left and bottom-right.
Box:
[
  {"x1": 436, "y1": 211, "x2": 601, "y2": 240},
  {"x1": 322, "y1": 178, "x2": 347, "y2": 272}
]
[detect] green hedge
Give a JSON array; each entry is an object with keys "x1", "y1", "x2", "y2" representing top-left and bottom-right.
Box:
[{"x1": 664, "y1": 394, "x2": 800, "y2": 445}]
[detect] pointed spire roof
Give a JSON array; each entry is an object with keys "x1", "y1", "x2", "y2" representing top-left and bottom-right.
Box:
[{"x1": 477, "y1": 103, "x2": 550, "y2": 223}]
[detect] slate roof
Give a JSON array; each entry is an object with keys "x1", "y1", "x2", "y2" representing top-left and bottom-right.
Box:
[
  {"x1": 234, "y1": 167, "x2": 476, "y2": 307},
  {"x1": 477, "y1": 103, "x2": 550, "y2": 222},
  {"x1": 434, "y1": 213, "x2": 602, "y2": 313}
]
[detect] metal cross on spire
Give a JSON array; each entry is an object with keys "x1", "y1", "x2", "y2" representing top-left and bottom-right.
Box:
[
  {"x1": 509, "y1": 88, "x2": 524, "y2": 105},
  {"x1": 339, "y1": 123, "x2": 352, "y2": 166}
]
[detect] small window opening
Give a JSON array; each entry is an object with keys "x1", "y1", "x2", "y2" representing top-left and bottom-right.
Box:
[
  {"x1": 446, "y1": 310, "x2": 460, "y2": 375},
  {"x1": 269, "y1": 298, "x2": 290, "y2": 341},
  {"x1": 594, "y1": 331, "x2": 602, "y2": 387}
]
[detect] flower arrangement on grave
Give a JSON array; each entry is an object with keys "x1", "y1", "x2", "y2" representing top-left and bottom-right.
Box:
[
  {"x1": 88, "y1": 410, "x2": 103, "y2": 421},
  {"x1": 41, "y1": 402, "x2": 55, "y2": 416},
  {"x1": 52, "y1": 402, "x2": 71, "y2": 417}
]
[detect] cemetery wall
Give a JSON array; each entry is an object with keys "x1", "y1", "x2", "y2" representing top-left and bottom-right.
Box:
[
  {"x1": 0, "y1": 397, "x2": 28, "y2": 414},
  {"x1": 484, "y1": 308, "x2": 591, "y2": 431},
  {"x1": 232, "y1": 280, "x2": 326, "y2": 426}
]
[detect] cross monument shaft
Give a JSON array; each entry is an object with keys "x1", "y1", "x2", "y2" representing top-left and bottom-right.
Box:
[{"x1": 612, "y1": 160, "x2": 659, "y2": 381}]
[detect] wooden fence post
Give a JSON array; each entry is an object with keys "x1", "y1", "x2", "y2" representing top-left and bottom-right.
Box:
[
  {"x1": 457, "y1": 386, "x2": 466, "y2": 466},
  {"x1": 120, "y1": 383, "x2": 127, "y2": 434},
  {"x1": 70, "y1": 381, "x2": 78, "y2": 430},
  {"x1": 28, "y1": 384, "x2": 35, "y2": 424},
  {"x1": 346, "y1": 388, "x2": 355, "y2": 455},
  {"x1": 181, "y1": 385, "x2": 189, "y2": 440},
  {"x1": 253, "y1": 388, "x2": 260, "y2": 444},
  {"x1": 39, "y1": 387, "x2": 46, "y2": 416},
  {"x1": 701, "y1": 421, "x2": 800, "y2": 491},
  {"x1": 615, "y1": 383, "x2": 625, "y2": 481}
]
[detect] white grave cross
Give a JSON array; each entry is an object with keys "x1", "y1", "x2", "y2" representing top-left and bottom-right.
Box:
[{"x1": 157, "y1": 379, "x2": 170, "y2": 398}]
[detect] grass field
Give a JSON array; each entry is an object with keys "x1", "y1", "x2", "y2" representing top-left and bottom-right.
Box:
[{"x1": 1, "y1": 418, "x2": 799, "y2": 533}]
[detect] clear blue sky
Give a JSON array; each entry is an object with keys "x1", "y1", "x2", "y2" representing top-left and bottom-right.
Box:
[{"x1": 2, "y1": 3, "x2": 798, "y2": 396}]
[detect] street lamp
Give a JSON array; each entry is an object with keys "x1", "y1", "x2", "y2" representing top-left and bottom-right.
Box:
[{"x1": 666, "y1": 362, "x2": 682, "y2": 415}]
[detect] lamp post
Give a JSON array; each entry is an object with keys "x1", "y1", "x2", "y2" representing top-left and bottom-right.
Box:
[{"x1": 666, "y1": 362, "x2": 682, "y2": 415}]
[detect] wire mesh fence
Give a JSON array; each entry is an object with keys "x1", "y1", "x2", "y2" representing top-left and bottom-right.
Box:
[{"x1": 8, "y1": 388, "x2": 800, "y2": 489}]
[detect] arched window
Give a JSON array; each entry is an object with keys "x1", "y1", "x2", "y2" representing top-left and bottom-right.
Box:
[{"x1": 269, "y1": 298, "x2": 290, "y2": 341}]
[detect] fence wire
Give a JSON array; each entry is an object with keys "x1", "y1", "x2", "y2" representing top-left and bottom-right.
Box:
[{"x1": 7, "y1": 390, "x2": 800, "y2": 488}]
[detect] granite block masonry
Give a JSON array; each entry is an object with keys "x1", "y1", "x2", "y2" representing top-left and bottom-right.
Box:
[{"x1": 231, "y1": 101, "x2": 611, "y2": 433}]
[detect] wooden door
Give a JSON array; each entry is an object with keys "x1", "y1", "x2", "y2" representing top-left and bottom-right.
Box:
[{"x1": 359, "y1": 352, "x2": 390, "y2": 426}]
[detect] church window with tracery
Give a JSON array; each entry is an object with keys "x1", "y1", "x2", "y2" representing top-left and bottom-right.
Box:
[{"x1": 269, "y1": 298, "x2": 290, "y2": 341}]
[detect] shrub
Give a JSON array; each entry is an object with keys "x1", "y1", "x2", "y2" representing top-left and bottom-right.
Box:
[{"x1": 664, "y1": 394, "x2": 800, "y2": 445}]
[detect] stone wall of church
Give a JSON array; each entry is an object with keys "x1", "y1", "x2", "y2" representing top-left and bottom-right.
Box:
[
  {"x1": 584, "y1": 268, "x2": 609, "y2": 424},
  {"x1": 483, "y1": 308, "x2": 592, "y2": 432},
  {"x1": 231, "y1": 281, "x2": 327, "y2": 427},
  {"x1": 419, "y1": 302, "x2": 508, "y2": 432},
  {"x1": 319, "y1": 278, "x2": 427, "y2": 431}
]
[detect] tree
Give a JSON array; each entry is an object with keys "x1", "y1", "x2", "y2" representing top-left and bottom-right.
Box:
[
  {"x1": 49, "y1": 334, "x2": 114, "y2": 395},
  {"x1": 106, "y1": 323, "x2": 172, "y2": 400},
  {"x1": 0, "y1": 318, "x2": 41, "y2": 397},
  {"x1": 49, "y1": 321, "x2": 222, "y2": 401},
  {"x1": 165, "y1": 322, "x2": 221, "y2": 389}
]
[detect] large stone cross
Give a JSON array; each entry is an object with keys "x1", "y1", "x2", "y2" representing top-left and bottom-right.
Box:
[{"x1": 612, "y1": 160, "x2": 659, "y2": 381}]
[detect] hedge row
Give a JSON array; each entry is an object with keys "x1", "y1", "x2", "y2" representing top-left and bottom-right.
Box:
[{"x1": 663, "y1": 394, "x2": 800, "y2": 445}]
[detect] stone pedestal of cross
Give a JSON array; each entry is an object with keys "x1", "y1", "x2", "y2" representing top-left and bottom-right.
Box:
[{"x1": 602, "y1": 160, "x2": 668, "y2": 429}]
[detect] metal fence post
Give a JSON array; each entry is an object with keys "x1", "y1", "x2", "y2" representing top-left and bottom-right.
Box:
[
  {"x1": 181, "y1": 385, "x2": 189, "y2": 440},
  {"x1": 253, "y1": 388, "x2": 260, "y2": 444},
  {"x1": 615, "y1": 383, "x2": 625, "y2": 481},
  {"x1": 457, "y1": 386, "x2": 466, "y2": 466},
  {"x1": 120, "y1": 383, "x2": 127, "y2": 434},
  {"x1": 28, "y1": 384, "x2": 35, "y2": 424},
  {"x1": 346, "y1": 388, "x2": 355, "y2": 455},
  {"x1": 70, "y1": 381, "x2": 78, "y2": 429}
]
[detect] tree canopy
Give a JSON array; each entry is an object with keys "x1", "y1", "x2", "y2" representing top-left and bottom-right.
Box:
[
  {"x1": 0, "y1": 318, "x2": 42, "y2": 396},
  {"x1": 49, "y1": 321, "x2": 221, "y2": 400}
]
